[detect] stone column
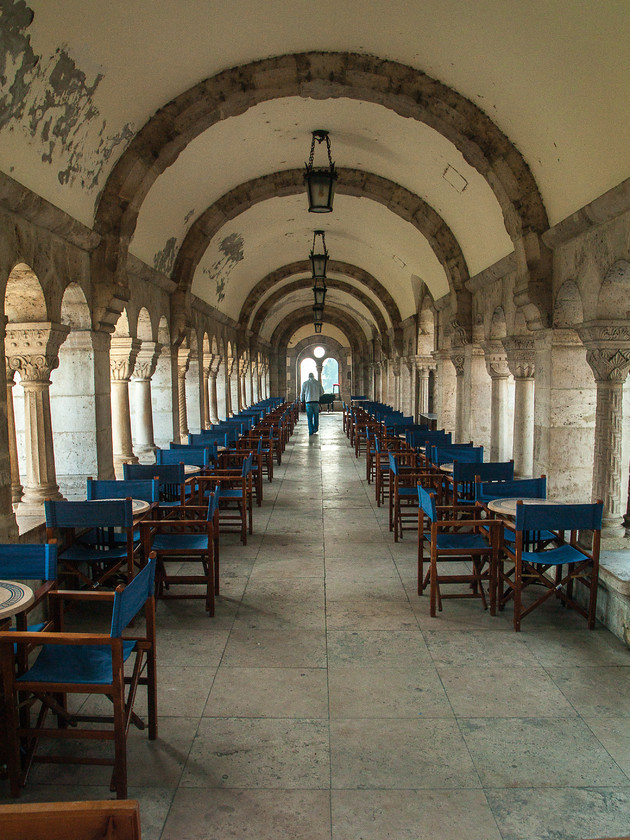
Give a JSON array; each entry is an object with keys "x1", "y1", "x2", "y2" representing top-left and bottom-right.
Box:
[
  {"x1": 432, "y1": 350, "x2": 455, "y2": 433},
  {"x1": 450, "y1": 350, "x2": 466, "y2": 442},
  {"x1": 392, "y1": 357, "x2": 401, "y2": 410},
  {"x1": 6, "y1": 322, "x2": 70, "y2": 512},
  {"x1": 416, "y1": 356, "x2": 436, "y2": 418},
  {"x1": 131, "y1": 342, "x2": 160, "y2": 462},
  {"x1": 239, "y1": 359, "x2": 249, "y2": 410},
  {"x1": 483, "y1": 341, "x2": 512, "y2": 462},
  {"x1": 201, "y1": 353, "x2": 215, "y2": 429},
  {"x1": 208, "y1": 355, "x2": 221, "y2": 424},
  {"x1": 152, "y1": 344, "x2": 176, "y2": 450},
  {"x1": 579, "y1": 322, "x2": 630, "y2": 535},
  {"x1": 0, "y1": 316, "x2": 18, "y2": 538},
  {"x1": 110, "y1": 336, "x2": 141, "y2": 476},
  {"x1": 225, "y1": 356, "x2": 235, "y2": 417},
  {"x1": 177, "y1": 348, "x2": 191, "y2": 442},
  {"x1": 504, "y1": 337, "x2": 535, "y2": 477},
  {"x1": 466, "y1": 344, "x2": 491, "y2": 450},
  {"x1": 5, "y1": 365, "x2": 22, "y2": 507}
]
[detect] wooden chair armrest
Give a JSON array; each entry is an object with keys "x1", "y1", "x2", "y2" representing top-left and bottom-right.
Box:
[
  {"x1": 0, "y1": 631, "x2": 113, "y2": 645},
  {"x1": 50, "y1": 590, "x2": 116, "y2": 603}
]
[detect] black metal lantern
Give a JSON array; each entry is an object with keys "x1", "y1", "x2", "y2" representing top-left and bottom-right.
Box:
[
  {"x1": 313, "y1": 303, "x2": 324, "y2": 323},
  {"x1": 304, "y1": 130, "x2": 337, "y2": 213},
  {"x1": 314, "y1": 321, "x2": 323, "y2": 334},
  {"x1": 309, "y1": 230, "x2": 328, "y2": 279},
  {"x1": 312, "y1": 276, "x2": 327, "y2": 308}
]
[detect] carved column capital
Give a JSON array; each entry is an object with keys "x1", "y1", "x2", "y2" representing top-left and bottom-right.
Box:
[
  {"x1": 132, "y1": 341, "x2": 161, "y2": 381},
  {"x1": 239, "y1": 359, "x2": 249, "y2": 377},
  {"x1": 177, "y1": 347, "x2": 191, "y2": 377},
  {"x1": 481, "y1": 341, "x2": 510, "y2": 379},
  {"x1": 578, "y1": 321, "x2": 630, "y2": 382},
  {"x1": 109, "y1": 336, "x2": 141, "y2": 382},
  {"x1": 503, "y1": 336, "x2": 536, "y2": 379},
  {"x1": 225, "y1": 356, "x2": 236, "y2": 377},
  {"x1": 5, "y1": 322, "x2": 70, "y2": 382},
  {"x1": 450, "y1": 352, "x2": 465, "y2": 377}
]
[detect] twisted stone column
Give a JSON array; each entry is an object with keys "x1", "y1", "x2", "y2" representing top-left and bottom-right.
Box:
[
  {"x1": 5, "y1": 365, "x2": 22, "y2": 507},
  {"x1": 6, "y1": 322, "x2": 70, "y2": 512},
  {"x1": 450, "y1": 350, "x2": 466, "y2": 442},
  {"x1": 208, "y1": 355, "x2": 222, "y2": 424},
  {"x1": 110, "y1": 336, "x2": 141, "y2": 475},
  {"x1": 504, "y1": 337, "x2": 535, "y2": 477},
  {"x1": 239, "y1": 359, "x2": 249, "y2": 410},
  {"x1": 580, "y1": 322, "x2": 630, "y2": 535},
  {"x1": 177, "y1": 348, "x2": 191, "y2": 442},
  {"x1": 202, "y1": 353, "x2": 218, "y2": 429},
  {"x1": 483, "y1": 341, "x2": 512, "y2": 462},
  {"x1": 131, "y1": 341, "x2": 160, "y2": 461}
]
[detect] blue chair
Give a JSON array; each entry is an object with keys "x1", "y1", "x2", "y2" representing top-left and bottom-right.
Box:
[
  {"x1": 45, "y1": 499, "x2": 136, "y2": 588},
  {"x1": 140, "y1": 491, "x2": 220, "y2": 615},
  {"x1": 211, "y1": 451, "x2": 253, "y2": 544},
  {"x1": 86, "y1": 477, "x2": 159, "y2": 505},
  {"x1": 429, "y1": 444, "x2": 481, "y2": 468},
  {"x1": 123, "y1": 463, "x2": 187, "y2": 506},
  {"x1": 388, "y1": 451, "x2": 438, "y2": 541},
  {"x1": 502, "y1": 500, "x2": 603, "y2": 630},
  {"x1": 157, "y1": 447, "x2": 213, "y2": 468},
  {"x1": 0, "y1": 556, "x2": 157, "y2": 799},
  {"x1": 417, "y1": 484, "x2": 500, "y2": 616},
  {"x1": 451, "y1": 460, "x2": 514, "y2": 510},
  {"x1": 0, "y1": 544, "x2": 57, "y2": 634},
  {"x1": 474, "y1": 475, "x2": 554, "y2": 551}
]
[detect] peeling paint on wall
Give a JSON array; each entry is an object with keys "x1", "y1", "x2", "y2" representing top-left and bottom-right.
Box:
[
  {"x1": 202, "y1": 232, "x2": 244, "y2": 304},
  {"x1": 0, "y1": 0, "x2": 134, "y2": 190},
  {"x1": 153, "y1": 236, "x2": 178, "y2": 275}
]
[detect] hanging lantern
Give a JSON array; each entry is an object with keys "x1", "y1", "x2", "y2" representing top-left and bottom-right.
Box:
[
  {"x1": 314, "y1": 322, "x2": 323, "y2": 334},
  {"x1": 309, "y1": 230, "x2": 329, "y2": 278},
  {"x1": 304, "y1": 130, "x2": 337, "y2": 213},
  {"x1": 313, "y1": 276, "x2": 327, "y2": 308},
  {"x1": 313, "y1": 303, "x2": 324, "y2": 323}
]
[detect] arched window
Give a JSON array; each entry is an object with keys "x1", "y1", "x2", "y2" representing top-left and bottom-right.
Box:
[
  {"x1": 300, "y1": 358, "x2": 317, "y2": 390},
  {"x1": 321, "y1": 357, "x2": 339, "y2": 393}
]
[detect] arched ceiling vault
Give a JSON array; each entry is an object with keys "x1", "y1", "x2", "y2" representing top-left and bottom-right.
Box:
[
  {"x1": 172, "y1": 168, "x2": 469, "y2": 304},
  {"x1": 272, "y1": 306, "x2": 365, "y2": 353},
  {"x1": 239, "y1": 260, "x2": 401, "y2": 330}
]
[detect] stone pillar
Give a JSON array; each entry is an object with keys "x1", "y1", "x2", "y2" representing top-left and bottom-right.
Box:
[
  {"x1": 533, "y1": 328, "x2": 596, "y2": 502},
  {"x1": 177, "y1": 348, "x2": 190, "y2": 442},
  {"x1": 466, "y1": 344, "x2": 491, "y2": 450},
  {"x1": 392, "y1": 357, "x2": 401, "y2": 410},
  {"x1": 432, "y1": 350, "x2": 456, "y2": 433},
  {"x1": 239, "y1": 359, "x2": 249, "y2": 410},
  {"x1": 110, "y1": 336, "x2": 141, "y2": 476},
  {"x1": 225, "y1": 356, "x2": 235, "y2": 417},
  {"x1": 416, "y1": 356, "x2": 436, "y2": 418},
  {"x1": 483, "y1": 341, "x2": 512, "y2": 462},
  {"x1": 504, "y1": 337, "x2": 535, "y2": 477},
  {"x1": 450, "y1": 350, "x2": 467, "y2": 442},
  {"x1": 6, "y1": 322, "x2": 70, "y2": 512},
  {"x1": 0, "y1": 316, "x2": 18, "y2": 538},
  {"x1": 152, "y1": 345, "x2": 176, "y2": 450},
  {"x1": 579, "y1": 322, "x2": 630, "y2": 535},
  {"x1": 131, "y1": 342, "x2": 160, "y2": 462},
  {"x1": 208, "y1": 355, "x2": 221, "y2": 424},
  {"x1": 5, "y1": 366, "x2": 22, "y2": 507},
  {"x1": 201, "y1": 353, "x2": 216, "y2": 429}
]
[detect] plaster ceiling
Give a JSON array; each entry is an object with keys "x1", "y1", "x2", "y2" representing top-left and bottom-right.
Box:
[
  {"x1": 1, "y1": 0, "x2": 629, "y2": 343},
  {"x1": 288, "y1": 325, "x2": 349, "y2": 349}
]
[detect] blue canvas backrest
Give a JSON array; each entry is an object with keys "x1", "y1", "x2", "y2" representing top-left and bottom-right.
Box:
[
  {"x1": 87, "y1": 478, "x2": 159, "y2": 504},
  {"x1": 475, "y1": 476, "x2": 546, "y2": 503},
  {"x1": 0, "y1": 543, "x2": 57, "y2": 581},
  {"x1": 242, "y1": 452, "x2": 253, "y2": 476},
  {"x1": 431, "y1": 445, "x2": 483, "y2": 466},
  {"x1": 123, "y1": 463, "x2": 185, "y2": 484},
  {"x1": 453, "y1": 461, "x2": 514, "y2": 484},
  {"x1": 110, "y1": 557, "x2": 156, "y2": 638},
  {"x1": 515, "y1": 501, "x2": 603, "y2": 534},
  {"x1": 188, "y1": 431, "x2": 227, "y2": 448},
  {"x1": 45, "y1": 499, "x2": 133, "y2": 529},
  {"x1": 207, "y1": 488, "x2": 220, "y2": 520},
  {"x1": 411, "y1": 430, "x2": 451, "y2": 450},
  {"x1": 157, "y1": 447, "x2": 212, "y2": 467},
  {"x1": 417, "y1": 485, "x2": 437, "y2": 522}
]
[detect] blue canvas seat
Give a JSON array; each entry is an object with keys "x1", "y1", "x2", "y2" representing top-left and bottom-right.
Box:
[
  {"x1": 45, "y1": 499, "x2": 137, "y2": 589},
  {"x1": 0, "y1": 557, "x2": 157, "y2": 799},
  {"x1": 417, "y1": 485, "x2": 500, "y2": 616},
  {"x1": 140, "y1": 492, "x2": 219, "y2": 615},
  {"x1": 501, "y1": 500, "x2": 603, "y2": 630}
]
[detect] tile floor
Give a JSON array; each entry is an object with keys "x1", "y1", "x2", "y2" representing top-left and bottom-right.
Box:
[{"x1": 3, "y1": 412, "x2": 630, "y2": 839}]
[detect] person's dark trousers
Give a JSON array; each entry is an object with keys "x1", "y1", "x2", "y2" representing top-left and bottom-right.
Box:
[{"x1": 305, "y1": 401, "x2": 320, "y2": 434}]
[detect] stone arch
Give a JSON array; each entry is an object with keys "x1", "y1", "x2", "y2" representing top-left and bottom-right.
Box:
[
  {"x1": 554, "y1": 280, "x2": 584, "y2": 328},
  {"x1": 173, "y1": 169, "x2": 469, "y2": 299},
  {"x1": 60, "y1": 282, "x2": 91, "y2": 330},
  {"x1": 136, "y1": 307, "x2": 153, "y2": 342},
  {"x1": 211, "y1": 335, "x2": 219, "y2": 355},
  {"x1": 240, "y1": 260, "x2": 401, "y2": 330},
  {"x1": 272, "y1": 306, "x2": 365, "y2": 354},
  {"x1": 113, "y1": 309, "x2": 131, "y2": 337},
  {"x1": 5, "y1": 263, "x2": 47, "y2": 323},
  {"x1": 250, "y1": 276, "x2": 389, "y2": 339},
  {"x1": 597, "y1": 260, "x2": 630, "y2": 320},
  {"x1": 93, "y1": 51, "x2": 547, "y2": 329},
  {"x1": 489, "y1": 306, "x2": 508, "y2": 340}
]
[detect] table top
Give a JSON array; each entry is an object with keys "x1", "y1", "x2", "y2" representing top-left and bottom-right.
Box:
[
  {"x1": 0, "y1": 580, "x2": 35, "y2": 619},
  {"x1": 97, "y1": 498, "x2": 151, "y2": 516},
  {"x1": 487, "y1": 497, "x2": 561, "y2": 516},
  {"x1": 184, "y1": 465, "x2": 201, "y2": 475},
  {"x1": 439, "y1": 463, "x2": 454, "y2": 473}
]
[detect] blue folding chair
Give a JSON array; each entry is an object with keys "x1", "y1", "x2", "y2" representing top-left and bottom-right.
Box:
[
  {"x1": 157, "y1": 447, "x2": 213, "y2": 468},
  {"x1": 451, "y1": 460, "x2": 514, "y2": 510},
  {"x1": 417, "y1": 484, "x2": 500, "y2": 616},
  {"x1": 502, "y1": 500, "x2": 603, "y2": 630},
  {"x1": 0, "y1": 556, "x2": 157, "y2": 799},
  {"x1": 123, "y1": 463, "x2": 187, "y2": 507},
  {"x1": 45, "y1": 499, "x2": 136, "y2": 588}
]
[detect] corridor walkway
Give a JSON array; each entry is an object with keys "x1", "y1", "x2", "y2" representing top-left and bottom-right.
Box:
[{"x1": 4, "y1": 413, "x2": 630, "y2": 839}]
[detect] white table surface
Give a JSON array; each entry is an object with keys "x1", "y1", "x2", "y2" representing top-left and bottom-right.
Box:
[
  {"x1": 439, "y1": 463, "x2": 454, "y2": 473},
  {"x1": 184, "y1": 465, "x2": 202, "y2": 475},
  {"x1": 0, "y1": 580, "x2": 35, "y2": 620},
  {"x1": 487, "y1": 497, "x2": 561, "y2": 517},
  {"x1": 97, "y1": 498, "x2": 151, "y2": 516}
]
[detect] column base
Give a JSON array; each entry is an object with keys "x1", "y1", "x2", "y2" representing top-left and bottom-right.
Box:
[
  {"x1": 135, "y1": 445, "x2": 158, "y2": 465},
  {"x1": 113, "y1": 454, "x2": 139, "y2": 478}
]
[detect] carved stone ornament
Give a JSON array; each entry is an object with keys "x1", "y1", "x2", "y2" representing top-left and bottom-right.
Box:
[
  {"x1": 6, "y1": 322, "x2": 70, "y2": 382},
  {"x1": 450, "y1": 319, "x2": 470, "y2": 346},
  {"x1": 481, "y1": 341, "x2": 510, "y2": 379},
  {"x1": 451, "y1": 353, "x2": 465, "y2": 377},
  {"x1": 133, "y1": 342, "x2": 161, "y2": 381},
  {"x1": 109, "y1": 337, "x2": 141, "y2": 382},
  {"x1": 579, "y1": 321, "x2": 630, "y2": 382},
  {"x1": 177, "y1": 347, "x2": 191, "y2": 377},
  {"x1": 502, "y1": 336, "x2": 535, "y2": 379}
]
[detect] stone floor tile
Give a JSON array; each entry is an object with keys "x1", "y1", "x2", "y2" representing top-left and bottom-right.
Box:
[
  {"x1": 522, "y1": 627, "x2": 630, "y2": 667},
  {"x1": 204, "y1": 666, "x2": 328, "y2": 718},
  {"x1": 327, "y1": 629, "x2": 430, "y2": 667},
  {"x1": 222, "y1": 626, "x2": 327, "y2": 667},
  {"x1": 460, "y1": 717, "x2": 628, "y2": 787},
  {"x1": 584, "y1": 717, "x2": 630, "y2": 778},
  {"x1": 423, "y1": 628, "x2": 537, "y2": 668},
  {"x1": 330, "y1": 718, "x2": 480, "y2": 789},
  {"x1": 156, "y1": 627, "x2": 230, "y2": 667},
  {"x1": 550, "y1": 665, "x2": 630, "y2": 715},
  {"x1": 326, "y1": 594, "x2": 419, "y2": 631},
  {"x1": 161, "y1": 788, "x2": 331, "y2": 840},
  {"x1": 486, "y1": 787, "x2": 630, "y2": 840},
  {"x1": 332, "y1": 789, "x2": 502, "y2": 840},
  {"x1": 181, "y1": 718, "x2": 330, "y2": 788}
]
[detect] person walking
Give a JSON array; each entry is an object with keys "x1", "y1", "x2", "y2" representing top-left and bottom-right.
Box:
[{"x1": 300, "y1": 372, "x2": 324, "y2": 436}]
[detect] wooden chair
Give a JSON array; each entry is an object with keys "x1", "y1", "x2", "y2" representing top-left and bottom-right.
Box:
[
  {"x1": 417, "y1": 484, "x2": 500, "y2": 616},
  {"x1": 389, "y1": 451, "x2": 439, "y2": 540},
  {"x1": 45, "y1": 499, "x2": 137, "y2": 588},
  {"x1": 501, "y1": 500, "x2": 603, "y2": 631},
  {"x1": 140, "y1": 491, "x2": 220, "y2": 615},
  {"x1": 0, "y1": 800, "x2": 141, "y2": 840},
  {"x1": 0, "y1": 557, "x2": 157, "y2": 799},
  {"x1": 123, "y1": 463, "x2": 189, "y2": 507}
]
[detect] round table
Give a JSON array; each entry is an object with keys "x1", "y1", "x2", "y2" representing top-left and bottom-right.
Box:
[
  {"x1": 96, "y1": 498, "x2": 151, "y2": 516},
  {"x1": 439, "y1": 462, "x2": 454, "y2": 473},
  {"x1": 184, "y1": 465, "x2": 201, "y2": 475},
  {"x1": 487, "y1": 497, "x2": 561, "y2": 517},
  {"x1": 0, "y1": 580, "x2": 34, "y2": 621}
]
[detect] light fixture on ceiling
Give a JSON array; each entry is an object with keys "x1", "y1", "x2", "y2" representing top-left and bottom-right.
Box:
[
  {"x1": 304, "y1": 130, "x2": 337, "y2": 213},
  {"x1": 310, "y1": 229, "x2": 329, "y2": 279},
  {"x1": 314, "y1": 322, "x2": 323, "y2": 334},
  {"x1": 313, "y1": 302, "x2": 324, "y2": 334}
]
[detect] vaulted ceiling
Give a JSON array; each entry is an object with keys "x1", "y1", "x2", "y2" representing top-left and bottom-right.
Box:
[{"x1": 2, "y1": 0, "x2": 628, "y2": 350}]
